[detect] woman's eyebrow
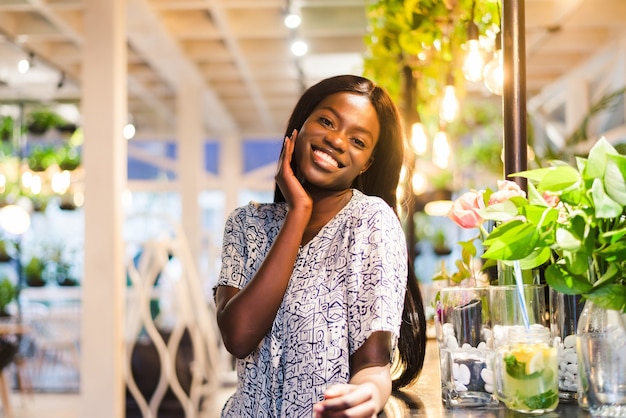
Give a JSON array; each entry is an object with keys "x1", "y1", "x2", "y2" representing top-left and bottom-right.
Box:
[{"x1": 317, "y1": 105, "x2": 375, "y2": 139}]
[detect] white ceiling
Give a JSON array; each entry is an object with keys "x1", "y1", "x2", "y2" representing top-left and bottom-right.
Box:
[{"x1": 0, "y1": 0, "x2": 625, "y2": 140}]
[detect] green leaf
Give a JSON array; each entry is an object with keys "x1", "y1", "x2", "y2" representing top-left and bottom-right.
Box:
[
  {"x1": 481, "y1": 199, "x2": 520, "y2": 222},
  {"x1": 459, "y1": 239, "x2": 478, "y2": 257},
  {"x1": 483, "y1": 221, "x2": 539, "y2": 260},
  {"x1": 504, "y1": 355, "x2": 538, "y2": 380},
  {"x1": 585, "y1": 284, "x2": 626, "y2": 311},
  {"x1": 525, "y1": 389, "x2": 558, "y2": 410},
  {"x1": 584, "y1": 137, "x2": 617, "y2": 184},
  {"x1": 545, "y1": 263, "x2": 593, "y2": 295},
  {"x1": 556, "y1": 227, "x2": 582, "y2": 251},
  {"x1": 563, "y1": 250, "x2": 592, "y2": 276},
  {"x1": 598, "y1": 240, "x2": 626, "y2": 262},
  {"x1": 592, "y1": 178, "x2": 623, "y2": 218},
  {"x1": 604, "y1": 154, "x2": 626, "y2": 205},
  {"x1": 594, "y1": 263, "x2": 620, "y2": 287},
  {"x1": 536, "y1": 165, "x2": 581, "y2": 193}
]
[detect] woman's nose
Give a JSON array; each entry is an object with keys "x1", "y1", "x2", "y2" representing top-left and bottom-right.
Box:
[{"x1": 324, "y1": 131, "x2": 347, "y2": 152}]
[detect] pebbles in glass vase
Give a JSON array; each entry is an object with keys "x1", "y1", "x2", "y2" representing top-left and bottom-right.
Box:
[
  {"x1": 436, "y1": 287, "x2": 498, "y2": 409},
  {"x1": 549, "y1": 289, "x2": 584, "y2": 401}
]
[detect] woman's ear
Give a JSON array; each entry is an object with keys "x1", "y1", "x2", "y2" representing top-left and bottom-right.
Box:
[{"x1": 360, "y1": 156, "x2": 375, "y2": 174}]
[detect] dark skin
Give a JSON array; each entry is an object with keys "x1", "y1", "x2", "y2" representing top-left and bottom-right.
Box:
[{"x1": 216, "y1": 92, "x2": 394, "y2": 417}]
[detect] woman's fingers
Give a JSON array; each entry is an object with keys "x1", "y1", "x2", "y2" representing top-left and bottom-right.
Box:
[{"x1": 313, "y1": 384, "x2": 377, "y2": 418}]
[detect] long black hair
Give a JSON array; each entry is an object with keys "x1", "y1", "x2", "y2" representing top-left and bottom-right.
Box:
[{"x1": 274, "y1": 75, "x2": 426, "y2": 389}]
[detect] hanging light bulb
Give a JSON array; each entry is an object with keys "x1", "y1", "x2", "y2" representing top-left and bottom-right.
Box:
[
  {"x1": 284, "y1": 12, "x2": 301, "y2": 29},
  {"x1": 439, "y1": 75, "x2": 459, "y2": 123},
  {"x1": 0, "y1": 204, "x2": 31, "y2": 235},
  {"x1": 290, "y1": 39, "x2": 308, "y2": 57},
  {"x1": 483, "y1": 32, "x2": 503, "y2": 95},
  {"x1": 462, "y1": 21, "x2": 485, "y2": 82},
  {"x1": 284, "y1": 0, "x2": 302, "y2": 28},
  {"x1": 412, "y1": 170, "x2": 428, "y2": 195},
  {"x1": 411, "y1": 122, "x2": 428, "y2": 156},
  {"x1": 432, "y1": 129, "x2": 450, "y2": 169}
]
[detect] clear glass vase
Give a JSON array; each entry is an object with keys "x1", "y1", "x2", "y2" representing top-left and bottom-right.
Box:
[
  {"x1": 577, "y1": 299, "x2": 626, "y2": 416},
  {"x1": 549, "y1": 288, "x2": 584, "y2": 401}
]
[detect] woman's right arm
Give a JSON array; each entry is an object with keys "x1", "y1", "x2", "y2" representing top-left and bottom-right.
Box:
[{"x1": 215, "y1": 130, "x2": 311, "y2": 358}]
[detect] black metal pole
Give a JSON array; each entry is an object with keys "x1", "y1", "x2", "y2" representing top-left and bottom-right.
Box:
[
  {"x1": 502, "y1": 0, "x2": 528, "y2": 191},
  {"x1": 402, "y1": 65, "x2": 418, "y2": 264}
]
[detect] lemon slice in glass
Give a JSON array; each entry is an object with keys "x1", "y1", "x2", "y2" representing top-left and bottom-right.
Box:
[{"x1": 525, "y1": 351, "x2": 545, "y2": 375}]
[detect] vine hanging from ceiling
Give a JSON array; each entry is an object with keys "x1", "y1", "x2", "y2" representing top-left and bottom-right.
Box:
[{"x1": 363, "y1": 0, "x2": 500, "y2": 130}]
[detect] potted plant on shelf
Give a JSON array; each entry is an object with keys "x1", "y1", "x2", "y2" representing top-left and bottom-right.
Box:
[
  {"x1": 47, "y1": 245, "x2": 79, "y2": 286},
  {"x1": 23, "y1": 256, "x2": 47, "y2": 287},
  {"x1": 26, "y1": 107, "x2": 64, "y2": 136},
  {"x1": 57, "y1": 145, "x2": 81, "y2": 171},
  {"x1": 0, "y1": 116, "x2": 14, "y2": 142},
  {"x1": 0, "y1": 276, "x2": 16, "y2": 317},
  {"x1": 0, "y1": 240, "x2": 14, "y2": 263}
]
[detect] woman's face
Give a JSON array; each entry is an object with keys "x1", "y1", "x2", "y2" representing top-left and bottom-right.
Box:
[{"x1": 294, "y1": 92, "x2": 380, "y2": 192}]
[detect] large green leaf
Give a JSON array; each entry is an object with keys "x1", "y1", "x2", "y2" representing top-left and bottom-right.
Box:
[
  {"x1": 584, "y1": 137, "x2": 617, "y2": 182},
  {"x1": 545, "y1": 264, "x2": 593, "y2": 295},
  {"x1": 585, "y1": 284, "x2": 626, "y2": 312},
  {"x1": 604, "y1": 154, "x2": 626, "y2": 205},
  {"x1": 592, "y1": 178, "x2": 623, "y2": 218},
  {"x1": 536, "y1": 166, "x2": 581, "y2": 193},
  {"x1": 556, "y1": 227, "x2": 581, "y2": 252},
  {"x1": 483, "y1": 221, "x2": 539, "y2": 260}
]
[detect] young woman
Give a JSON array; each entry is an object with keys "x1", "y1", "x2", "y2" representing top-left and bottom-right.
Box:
[{"x1": 214, "y1": 75, "x2": 426, "y2": 417}]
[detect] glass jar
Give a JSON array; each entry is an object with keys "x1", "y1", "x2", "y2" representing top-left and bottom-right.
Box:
[
  {"x1": 577, "y1": 299, "x2": 626, "y2": 416},
  {"x1": 493, "y1": 325, "x2": 559, "y2": 414}
]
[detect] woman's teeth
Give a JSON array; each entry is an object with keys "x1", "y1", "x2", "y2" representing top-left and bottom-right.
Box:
[{"x1": 313, "y1": 150, "x2": 339, "y2": 168}]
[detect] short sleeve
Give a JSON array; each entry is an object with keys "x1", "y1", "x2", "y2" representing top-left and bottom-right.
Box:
[
  {"x1": 216, "y1": 208, "x2": 249, "y2": 293},
  {"x1": 346, "y1": 200, "x2": 408, "y2": 355}
]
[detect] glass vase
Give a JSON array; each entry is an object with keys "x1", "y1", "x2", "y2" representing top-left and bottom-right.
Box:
[
  {"x1": 549, "y1": 288, "x2": 584, "y2": 401},
  {"x1": 577, "y1": 299, "x2": 626, "y2": 416},
  {"x1": 435, "y1": 286, "x2": 498, "y2": 409}
]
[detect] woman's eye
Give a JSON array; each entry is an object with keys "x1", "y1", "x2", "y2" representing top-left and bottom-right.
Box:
[
  {"x1": 319, "y1": 116, "x2": 333, "y2": 127},
  {"x1": 351, "y1": 137, "x2": 365, "y2": 147}
]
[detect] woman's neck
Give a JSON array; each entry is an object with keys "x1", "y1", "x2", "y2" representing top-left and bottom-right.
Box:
[{"x1": 300, "y1": 188, "x2": 353, "y2": 246}]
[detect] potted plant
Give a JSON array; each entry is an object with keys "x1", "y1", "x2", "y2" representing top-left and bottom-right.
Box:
[
  {"x1": 0, "y1": 240, "x2": 14, "y2": 263},
  {"x1": 26, "y1": 107, "x2": 64, "y2": 136},
  {"x1": 27, "y1": 145, "x2": 57, "y2": 172},
  {"x1": 449, "y1": 137, "x2": 626, "y2": 414},
  {"x1": 0, "y1": 276, "x2": 16, "y2": 317},
  {"x1": 47, "y1": 245, "x2": 79, "y2": 286},
  {"x1": 0, "y1": 115, "x2": 14, "y2": 142},
  {"x1": 431, "y1": 228, "x2": 452, "y2": 256},
  {"x1": 57, "y1": 145, "x2": 81, "y2": 171},
  {"x1": 23, "y1": 256, "x2": 47, "y2": 287}
]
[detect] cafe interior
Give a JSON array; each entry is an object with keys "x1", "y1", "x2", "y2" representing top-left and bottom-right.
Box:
[{"x1": 0, "y1": 0, "x2": 625, "y2": 417}]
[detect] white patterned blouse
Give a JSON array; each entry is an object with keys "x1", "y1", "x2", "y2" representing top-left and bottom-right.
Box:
[{"x1": 216, "y1": 189, "x2": 408, "y2": 417}]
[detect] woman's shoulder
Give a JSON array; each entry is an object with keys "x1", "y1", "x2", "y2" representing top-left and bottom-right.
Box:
[
  {"x1": 351, "y1": 189, "x2": 396, "y2": 215},
  {"x1": 228, "y1": 201, "x2": 288, "y2": 223}
]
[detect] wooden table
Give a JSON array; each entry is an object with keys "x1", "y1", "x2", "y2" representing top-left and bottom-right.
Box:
[{"x1": 380, "y1": 340, "x2": 591, "y2": 417}]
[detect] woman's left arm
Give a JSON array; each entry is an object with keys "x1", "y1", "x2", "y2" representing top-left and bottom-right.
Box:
[{"x1": 313, "y1": 331, "x2": 392, "y2": 418}]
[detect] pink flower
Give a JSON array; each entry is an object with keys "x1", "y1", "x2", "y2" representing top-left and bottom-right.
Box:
[
  {"x1": 448, "y1": 190, "x2": 485, "y2": 229},
  {"x1": 543, "y1": 192, "x2": 560, "y2": 208},
  {"x1": 488, "y1": 180, "x2": 526, "y2": 206}
]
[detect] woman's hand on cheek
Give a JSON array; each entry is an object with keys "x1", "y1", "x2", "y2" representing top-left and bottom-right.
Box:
[
  {"x1": 313, "y1": 383, "x2": 379, "y2": 418},
  {"x1": 275, "y1": 129, "x2": 312, "y2": 212}
]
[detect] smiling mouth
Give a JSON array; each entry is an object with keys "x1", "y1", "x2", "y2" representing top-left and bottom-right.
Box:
[{"x1": 313, "y1": 149, "x2": 343, "y2": 169}]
